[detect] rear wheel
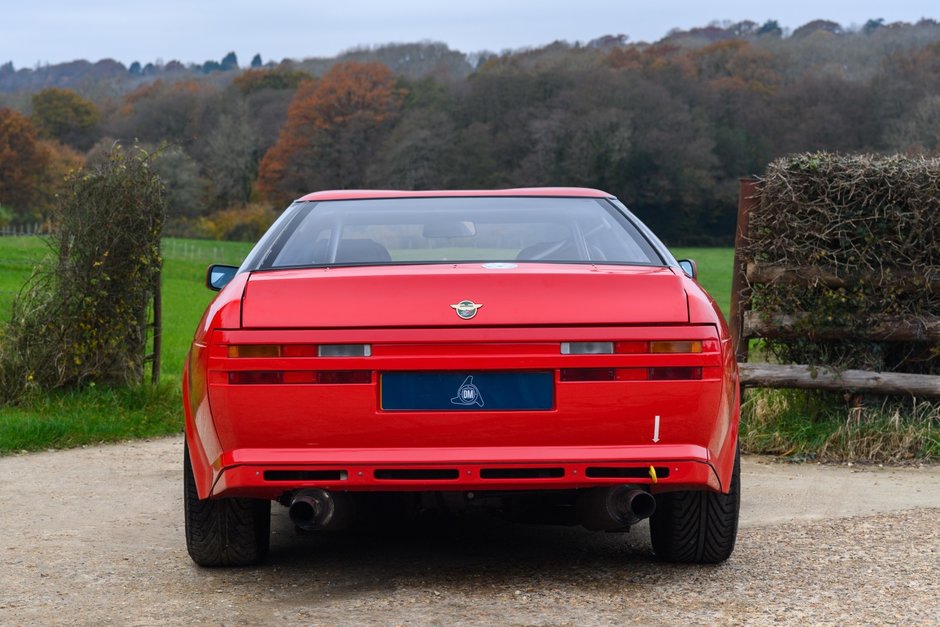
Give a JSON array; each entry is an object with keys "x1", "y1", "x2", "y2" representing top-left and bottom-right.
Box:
[
  {"x1": 649, "y1": 448, "x2": 740, "y2": 563},
  {"x1": 183, "y1": 443, "x2": 270, "y2": 566}
]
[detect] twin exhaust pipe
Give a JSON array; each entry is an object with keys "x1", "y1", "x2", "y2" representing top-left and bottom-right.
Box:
[{"x1": 289, "y1": 485, "x2": 655, "y2": 532}]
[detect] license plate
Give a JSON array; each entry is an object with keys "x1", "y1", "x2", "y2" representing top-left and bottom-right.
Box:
[{"x1": 381, "y1": 372, "x2": 554, "y2": 411}]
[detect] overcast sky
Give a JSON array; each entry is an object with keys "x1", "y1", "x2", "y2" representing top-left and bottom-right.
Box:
[{"x1": 2, "y1": 0, "x2": 938, "y2": 68}]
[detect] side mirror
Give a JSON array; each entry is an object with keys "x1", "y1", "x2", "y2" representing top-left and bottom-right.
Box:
[
  {"x1": 206, "y1": 264, "x2": 238, "y2": 291},
  {"x1": 677, "y1": 258, "x2": 697, "y2": 279}
]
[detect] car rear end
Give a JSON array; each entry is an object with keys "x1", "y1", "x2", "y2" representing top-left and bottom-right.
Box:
[{"x1": 183, "y1": 190, "x2": 740, "y2": 566}]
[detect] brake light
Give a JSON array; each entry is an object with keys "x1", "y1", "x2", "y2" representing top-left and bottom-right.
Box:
[
  {"x1": 560, "y1": 367, "x2": 702, "y2": 381},
  {"x1": 648, "y1": 367, "x2": 702, "y2": 380},
  {"x1": 228, "y1": 371, "x2": 372, "y2": 384},
  {"x1": 560, "y1": 368, "x2": 649, "y2": 381}
]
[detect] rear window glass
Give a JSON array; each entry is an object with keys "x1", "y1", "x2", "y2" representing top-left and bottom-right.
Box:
[{"x1": 256, "y1": 197, "x2": 663, "y2": 269}]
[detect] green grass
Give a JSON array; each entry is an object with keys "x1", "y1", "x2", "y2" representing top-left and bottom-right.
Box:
[
  {"x1": 741, "y1": 389, "x2": 939, "y2": 462},
  {"x1": 671, "y1": 247, "x2": 733, "y2": 316},
  {"x1": 0, "y1": 236, "x2": 253, "y2": 454},
  {"x1": 0, "y1": 383, "x2": 182, "y2": 452},
  {"x1": 0, "y1": 238, "x2": 732, "y2": 454}
]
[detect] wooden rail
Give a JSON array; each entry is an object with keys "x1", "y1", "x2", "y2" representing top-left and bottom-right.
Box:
[
  {"x1": 731, "y1": 178, "x2": 940, "y2": 397},
  {"x1": 743, "y1": 312, "x2": 940, "y2": 342},
  {"x1": 746, "y1": 262, "x2": 940, "y2": 291},
  {"x1": 739, "y1": 363, "x2": 940, "y2": 397}
]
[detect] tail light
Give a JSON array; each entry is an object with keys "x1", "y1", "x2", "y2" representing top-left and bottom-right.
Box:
[
  {"x1": 561, "y1": 340, "x2": 709, "y2": 354},
  {"x1": 228, "y1": 344, "x2": 370, "y2": 358},
  {"x1": 560, "y1": 367, "x2": 703, "y2": 382},
  {"x1": 228, "y1": 371, "x2": 372, "y2": 384}
]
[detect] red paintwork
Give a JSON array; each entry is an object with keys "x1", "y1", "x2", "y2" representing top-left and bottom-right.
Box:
[
  {"x1": 183, "y1": 188, "x2": 739, "y2": 502},
  {"x1": 243, "y1": 265, "x2": 689, "y2": 328},
  {"x1": 297, "y1": 187, "x2": 611, "y2": 202}
]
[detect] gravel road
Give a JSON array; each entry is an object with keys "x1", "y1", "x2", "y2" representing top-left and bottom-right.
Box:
[{"x1": 1, "y1": 435, "x2": 938, "y2": 625}]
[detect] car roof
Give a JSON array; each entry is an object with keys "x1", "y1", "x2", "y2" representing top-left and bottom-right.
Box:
[{"x1": 297, "y1": 187, "x2": 613, "y2": 202}]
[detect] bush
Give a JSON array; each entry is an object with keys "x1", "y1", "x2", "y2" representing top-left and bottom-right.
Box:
[
  {"x1": 198, "y1": 203, "x2": 278, "y2": 241},
  {"x1": 747, "y1": 152, "x2": 940, "y2": 375},
  {"x1": 0, "y1": 144, "x2": 166, "y2": 403}
]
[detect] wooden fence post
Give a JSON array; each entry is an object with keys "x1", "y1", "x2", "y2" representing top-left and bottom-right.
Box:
[{"x1": 730, "y1": 178, "x2": 757, "y2": 363}]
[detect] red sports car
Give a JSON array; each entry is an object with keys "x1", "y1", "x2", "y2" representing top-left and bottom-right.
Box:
[{"x1": 183, "y1": 188, "x2": 740, "y2": 566}]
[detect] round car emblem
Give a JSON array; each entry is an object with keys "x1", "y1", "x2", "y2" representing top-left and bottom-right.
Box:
[{"x1": 450, "y1": 300, "x2": 483, "y2": 320}]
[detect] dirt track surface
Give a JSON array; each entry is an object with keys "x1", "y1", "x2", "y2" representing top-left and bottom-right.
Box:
[{"x1": 1, "y1": 435, "x2": 938, "y2": 625}]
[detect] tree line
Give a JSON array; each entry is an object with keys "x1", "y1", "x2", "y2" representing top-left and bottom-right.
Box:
[{"x1": 2, "y1": 18, "x2": 940, "y2": 245}]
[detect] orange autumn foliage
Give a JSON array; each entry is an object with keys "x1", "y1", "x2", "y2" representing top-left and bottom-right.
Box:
[
  {"x1": 0, "y1": 108, "x2": 50, "y2": 216},
  {"x1": 257, "y1": 62, "x2": 406, "y2": 202}
]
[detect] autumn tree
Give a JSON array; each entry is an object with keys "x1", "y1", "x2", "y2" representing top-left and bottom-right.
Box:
[
  {"x1": 257, "y1": 62, "x2": 406, "y2": 201},
  {"x1": 0, "y1": 108, "x2": 49, "y2": 220},
  {"x1": 30, "y1": 88, "x2": 100, "y2": 150},
  {"x1": 233, "y1": 67, "x2": 312, "y2": 95},
  {"x1": 204, "y1": 102, "x2": 257, "y2": 206},
  {"x1": 33, "y1": 140, "x2": 84, "y2": 219}
]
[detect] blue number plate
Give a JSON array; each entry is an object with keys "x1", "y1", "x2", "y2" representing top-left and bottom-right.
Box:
[{"x1": 381, "y1": 372, "x2": 554, "y2": 411}]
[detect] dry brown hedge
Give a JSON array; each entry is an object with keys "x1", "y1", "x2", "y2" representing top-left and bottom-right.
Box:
[
  {"x1": 0, "y1": 144, "x2": 166, "y2": 402},
  {"x1": 746, "y1": 152, "x2": 939, "y2": 375}
]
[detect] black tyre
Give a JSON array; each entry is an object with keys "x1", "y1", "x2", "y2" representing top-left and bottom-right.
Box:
[
  {"x1": 649, "y1": 447, "x2": 740, "y2": 564},
  {"x1": 183, "y1": 443, "x2": 270, "y2": 567}
]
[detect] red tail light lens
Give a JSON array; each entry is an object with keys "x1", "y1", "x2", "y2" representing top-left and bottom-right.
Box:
[
  {"x1": 560, "y1": 367, "x2": 702, "y2": 381},
  {"x1": 317, "y1": 371, "x2": 372, "y2": 384},
  {"x1": 614, "y1": 341, "x2": 649, "y2": 353},
  {"x1": 282, "y1": 345, "x2": 319, "y2": 357},
  {"x1": 648, "y1": 367, "x2": 703, "y2": 380},
  {"x1": 560, "y1": 368, "x2": 649, "y2": 381},
  {"x1": 229, "y1": 370, "x2": 372, "y2": 384},
  {"x1": 228, "y1": 371, "x2": 283, "y2": 384}
]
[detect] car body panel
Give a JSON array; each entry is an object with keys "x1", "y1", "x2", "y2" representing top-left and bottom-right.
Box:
[
  {"x1": 183, "y1": 189, "x2": 739, "y2": 505},
  {"x1": 242, "y1": 264, "x2": 689, "y2": 328}
]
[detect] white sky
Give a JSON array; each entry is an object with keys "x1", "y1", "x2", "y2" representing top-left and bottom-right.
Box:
[{"x1": 2, "y1": 0, "x2": 937, "y2": 68}]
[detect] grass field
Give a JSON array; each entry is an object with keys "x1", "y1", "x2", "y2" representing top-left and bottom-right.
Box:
[{"x1": 0, "y1": 237, "x2": 735, "y2": 454}]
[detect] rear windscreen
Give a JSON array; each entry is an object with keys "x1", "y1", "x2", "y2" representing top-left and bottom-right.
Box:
[{"x1": 254, "y1": 196, "x2": 664, "y2": 269}]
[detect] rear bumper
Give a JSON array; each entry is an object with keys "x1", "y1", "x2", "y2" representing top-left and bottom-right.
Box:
[{"x1": 208, "y1": 444, "x2": 721, "y2": 498}]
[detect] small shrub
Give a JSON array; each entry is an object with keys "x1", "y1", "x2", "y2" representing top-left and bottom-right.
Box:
[{"x1": 0, "y1": 144, "x2": 166, "y2": 403}]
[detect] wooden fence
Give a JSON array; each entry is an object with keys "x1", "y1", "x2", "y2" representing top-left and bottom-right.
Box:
[{"x1": 730, "y1": 179, "x2": 940, "y2": 398}]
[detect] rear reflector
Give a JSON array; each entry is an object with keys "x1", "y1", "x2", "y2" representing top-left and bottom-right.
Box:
[
  {"x1": 560, "y1": 367, "x2": 702, "y2": 381},
  {"x1": 228, "y1": 370, "x2": 372, "y2": 384},
  {"x1": 560, "y1": 368, "x2": 648, "y2": 381},
  {"x1": 648, "y1": 366, "x2": 702, "y2": 380}
]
